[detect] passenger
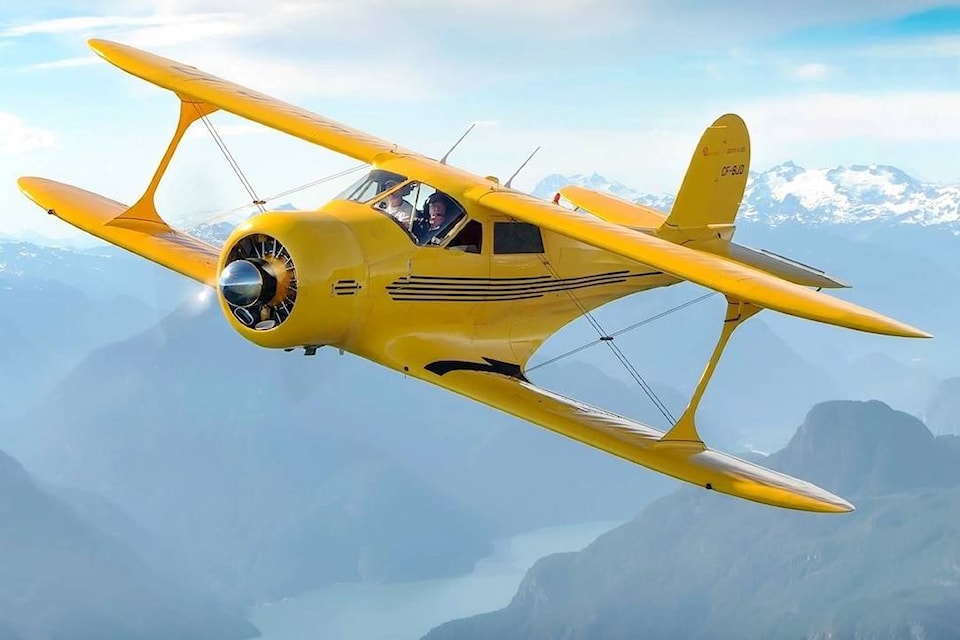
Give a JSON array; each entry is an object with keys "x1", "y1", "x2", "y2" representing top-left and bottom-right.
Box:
[{"x1": 381, "y1": 180, "x2": 413, "y2": 225}]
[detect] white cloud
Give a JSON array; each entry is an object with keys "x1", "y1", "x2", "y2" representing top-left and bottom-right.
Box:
[
  {"x1": 792, "y1": 63, "x2": 830, "y2": 80},
  {"x1": 0, "y1": 113, "x2": 56, "y2": 154},
  {"x1": 858, "y1": 35, "x2": 960, "y2": 59},
  {"x1": 132, "y1": 0, "x2": 632, "y2": 36},
  {"x1": 2, "y1": 4, "x2": 480, "y2": 98},
  {"x1": 740, "y1": 92, "x2": 960, "y2": 144},
  {"x1": 6, "y1": 0, "x2": 960, "y2": 55},
  {"x1": 631, "y1": 1, "x2": 960, "y2": 44},
  {"x1": 149, "y1": 48, "x2": 437, "y2": 101},
  {"x1": 445, "y1": 124, "x2": 696, "y2": 194},
  {"x1": 112, "y1": 14, "x2": 249, "y2": 48},
  {"x1": 0, "y1": 12, "x2": 239, "y2": 37},
  {"x1": 438, "y1": 92, "x2": 960, "y2": 193},
  {"x1": 18, "y1": 56, "x2": 99, "y2": 72}
]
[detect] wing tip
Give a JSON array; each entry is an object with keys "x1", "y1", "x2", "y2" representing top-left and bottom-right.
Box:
[
  {"x1": 87, "y1": 38, "x2": 127, "y2": 64},
  {"x1": 17, "y1": 176, "x2": 55, "y2": 208},
  {"x1": 876, "y1": 318, "x2": 932, "y2": 339},
  {"x1": 810, "y1": 494, "x2": 855, "y2": 514},
  {"x1": 726, "y1": 477, "x2": 855, "y2": 514},
  {"x1": 689, "y1": 448, "x2": 856, "y2": 514},
  {"x1": 87, "y1": 38, "x2": 107, "y2": 54},
  {"x1": 87, "y1": 38, "x2": 111, "y2": 51}
]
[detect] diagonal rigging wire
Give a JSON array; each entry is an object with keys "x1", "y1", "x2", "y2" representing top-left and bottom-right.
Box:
[
  {"x1": 538, "y1": 257, "x2": 681, "y2": 424},
  {"x1": 194, "y1": 106, "x2": 266, "y2": 213},
  {"x1": 527, "y1": 291, "x2": 717, "y2": 374},
  {"x1": 222, "y1": 163, "x2": 368, "y2": 214},
  {"x1": 189, "y1": 104, "x2": 368, "y2": 225},
  {"x1": 231, "y1": 164, "x2": 368, "y2": 211},
  {"x1": 196, "y1": 164, "x2": 369, "y2": 227}
]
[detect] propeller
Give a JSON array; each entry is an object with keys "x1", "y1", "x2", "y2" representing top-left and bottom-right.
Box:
[{"x1": 218, "y1": 233, "x2": 298, "y2": 331}]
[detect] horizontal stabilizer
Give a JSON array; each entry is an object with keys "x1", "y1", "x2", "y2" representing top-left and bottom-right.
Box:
[
  {"x1": 18, "y1": 177, "x2": 219, "y2": 285},
  {"x1": 558, "y1": 185, "x2": 666, "y2": 229},
  {"x1": 722, "y1": 243, "x2": 848, "y2": 289}
]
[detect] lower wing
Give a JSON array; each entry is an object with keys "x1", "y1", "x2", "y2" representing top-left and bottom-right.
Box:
[
  {"x1": 420, "y1": 364, "x2": 853, "y2": 513},
  {"x1": 18, "y1": 177, "x2": 219, "y2": 286}
]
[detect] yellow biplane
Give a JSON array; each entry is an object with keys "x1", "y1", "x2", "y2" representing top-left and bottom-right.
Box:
[{"x1": 19, "y1": 40, "x2": 929, "y2": 514}]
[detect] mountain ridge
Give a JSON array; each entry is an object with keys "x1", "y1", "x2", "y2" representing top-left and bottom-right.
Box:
[
  {"x1": 533, "y1": 162, "x2": 960, "y2": 229},
  {"x1": 424, "y1": 400, "x2": 960, "y2": 640},
  {"x1": 0, "y1": 447, "x2": 257, "y2": 640}
]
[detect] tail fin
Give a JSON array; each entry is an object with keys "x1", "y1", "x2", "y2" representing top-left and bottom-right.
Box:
[{"x1": 660, "y1": 113, "x2": 750, "y2": 239}]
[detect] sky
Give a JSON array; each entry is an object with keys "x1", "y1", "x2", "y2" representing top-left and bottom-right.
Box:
[{"x1": 2, "y1": 0, "x2": 960, "y2": 241}]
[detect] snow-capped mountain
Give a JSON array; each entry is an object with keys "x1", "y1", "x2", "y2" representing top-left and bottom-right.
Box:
[
  {"x1": 532, "y1": 173, "x2": 655, "y2": 207},
  {"x1": 533, "y1": 163, "x2": 960, "y2": 229},
  {"x1": 183, "y1": 201, "x2": 301, "y2": 247},
  {"x1": 742, "y1": 162, "x2": 960, "y2": 227}
]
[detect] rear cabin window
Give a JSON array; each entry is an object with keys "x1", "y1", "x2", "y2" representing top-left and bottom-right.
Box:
[{"x1": 494, "y1": 222, "x2": 544, "y2": 254}]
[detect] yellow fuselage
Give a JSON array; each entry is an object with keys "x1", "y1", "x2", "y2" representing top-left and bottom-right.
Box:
[{"x1": 219, "y1": 198, "x2": 679, "y2": 377}]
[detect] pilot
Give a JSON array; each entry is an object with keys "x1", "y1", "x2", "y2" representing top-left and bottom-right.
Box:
[
  {"x1": 381, "y1": 180, "x2": 413, "y2": 224},
  {"x1": 416, "y1": 192, "x2": 456, "y2": 245}
]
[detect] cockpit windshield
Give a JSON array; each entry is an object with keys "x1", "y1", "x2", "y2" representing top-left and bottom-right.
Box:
[
  {"x1": 340, "y1": 170, "x2": 474, "y2": 250},
  {"x1": 335, "y1": 169, "x2": 408, "y2": 203}
]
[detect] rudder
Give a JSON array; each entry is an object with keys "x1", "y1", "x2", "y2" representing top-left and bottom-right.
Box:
[{"x1": 661, "y1": 113, "x2": 750, "y2": 237}]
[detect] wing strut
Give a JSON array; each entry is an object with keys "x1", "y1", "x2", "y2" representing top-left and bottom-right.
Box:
[
  {"x1": 111, "y1": 98, "x2": 218, "y2": 226},
  {"x1": 659, "y1": 298, "x2": 761, "y2": 445},
  {"x1": 16, "y1": 96, "x2": 225, "y2": 284}
]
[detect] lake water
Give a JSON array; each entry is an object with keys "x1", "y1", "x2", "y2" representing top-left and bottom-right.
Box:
[{"x1": 248, "y1": 520, "x2": 622, "y2": 640}]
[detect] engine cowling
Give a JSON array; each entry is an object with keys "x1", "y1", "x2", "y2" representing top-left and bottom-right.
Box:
[{"x1": 216, "y1": 210, "x2": 366, "y2": 350}]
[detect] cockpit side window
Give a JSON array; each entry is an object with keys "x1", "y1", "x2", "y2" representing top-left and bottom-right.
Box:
[
  {"x1": 412, "y1": 188, "x2": 467, "y2": 247},
  {"x1": 493, "y1": 222, "x2": 544, "y2": 254},
  {"x1": 373, "y1": 181, "x2": 468, "y2": 247},
  {"x1": 448, "y1": 220, "x2": 482, "y2": 254}
]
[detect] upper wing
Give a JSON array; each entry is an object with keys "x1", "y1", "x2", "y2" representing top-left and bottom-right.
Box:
[
  {"x1": 469, "y1": 189, "x2": 929, "y2": 339},
  {"x1": 86, "y1": 39, "x2": 927, "y2": 339},
  {"x1": 88, "y1": 39, "x2": 410, "y2": 164},
  {"x1": 415, "y1": 364, "x2": 853, "y2": 513},
  {"x1": 18, "y1": 177, "x2": 219, "y2": 285}
]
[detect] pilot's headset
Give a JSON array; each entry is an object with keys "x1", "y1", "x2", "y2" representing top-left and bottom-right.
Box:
[{"x1": 425, "y1": 192, "x2": 452, "y2": 213}]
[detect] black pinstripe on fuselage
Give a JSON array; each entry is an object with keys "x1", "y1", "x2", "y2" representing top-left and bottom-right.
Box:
[{"x1": 384, "y1": 270, "x2": 662, "y2": 302}]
